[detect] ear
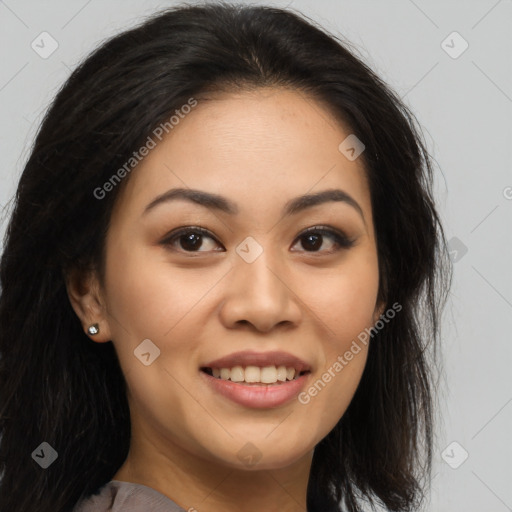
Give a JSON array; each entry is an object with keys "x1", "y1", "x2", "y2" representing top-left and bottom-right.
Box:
[
  {"x1": 372, "y1": 299, "x2": 387, "y2": 325},
  {"x1": 64, "y1": 267, "x2": 113, "y2": 343}
]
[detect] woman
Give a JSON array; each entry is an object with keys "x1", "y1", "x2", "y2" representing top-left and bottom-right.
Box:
[{"x1": 0, "y1": 3, "x2": 451, "y2": 511}]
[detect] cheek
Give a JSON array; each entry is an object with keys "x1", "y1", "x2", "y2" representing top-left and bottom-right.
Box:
[
  {"x1": 299, "y1": 252, "x2": 380, "y2": 348},
  {"x1": 102, "y1": 240, "x2": 231, "y2": 404},
  {"x1": 102, "y1": 242, "x2": 212, "y2": 432},
  {"x1": 296, "y1": 345, "x2": 368, "y2": 446},
  {"x1": 103, "y1": 239, "x2": 224, "y2": 339},
  {"x1": 291, "y1": 253, "x2": 378, "y2": 430}
]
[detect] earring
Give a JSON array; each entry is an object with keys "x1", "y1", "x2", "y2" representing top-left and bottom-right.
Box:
[{"x1": 88, "y1": 323, "x2": 100, "y2": 335}]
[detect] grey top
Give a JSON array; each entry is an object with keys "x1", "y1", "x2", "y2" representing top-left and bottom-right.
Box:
[{"x1": 73, "y1": 480, "x2": 187, "y2": 512}]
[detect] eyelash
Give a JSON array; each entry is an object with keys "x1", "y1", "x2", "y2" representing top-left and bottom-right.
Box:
[{"x1": 160, "y1": 225, "x2": 356, "y2": 255}]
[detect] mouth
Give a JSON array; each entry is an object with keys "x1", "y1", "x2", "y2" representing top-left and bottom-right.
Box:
[
  {"x1": 199, "y1": 350, "x2": 314, "y2": 409},
  {"x1": 200, "y1": 365, "x2": 311, "y2": 385},
  {"x1": 200, "y1": 350, "x2": 312, "y2": 384},
  {"x1": 199, "y1": 350, "x2": 313, "y2": 407},
  {"x1": 199, "y1": 366, "x2": 312, "y2": 408}
]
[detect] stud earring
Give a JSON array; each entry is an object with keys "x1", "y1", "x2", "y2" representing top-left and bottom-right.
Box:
[{"x1": 88, "y1": 323, "x2": 100, "y2": 335}]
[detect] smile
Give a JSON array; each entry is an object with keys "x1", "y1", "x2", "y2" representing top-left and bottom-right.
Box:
[{"x1": 201, "y1": 365, "x2": 309, "y2": 384}]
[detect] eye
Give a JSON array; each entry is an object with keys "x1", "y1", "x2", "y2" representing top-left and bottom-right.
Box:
[
  {"x1": 160, "y1": 226, "x2": 223, "y2": 253},
  {"x1": 160, "y1": 225, "x2": 356, "y2": 254},
  {"x1": 291, "y1": 226, "x2": 356, "y2": 254}
]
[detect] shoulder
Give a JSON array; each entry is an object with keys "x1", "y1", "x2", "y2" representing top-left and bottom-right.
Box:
[{"x1": 73, "y1": 480, "x2": 187, "y2": 512}]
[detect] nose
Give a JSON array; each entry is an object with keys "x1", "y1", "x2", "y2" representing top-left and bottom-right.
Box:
[{"x1": 218, "y1": 250, "x2": 302, "y2": 333}]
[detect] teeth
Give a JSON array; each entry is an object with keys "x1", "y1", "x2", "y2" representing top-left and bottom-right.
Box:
[
  {"x1": 208, "y1": 365, "x2": 302, "y2": 383},
  {"x1": 276, "y1": 366, "x2": 287, "y2": 381},
  {"x1": 259, "y1": 366, "x2": 275, "y2": 383},
  {"x1": 230, "y1": 366, "x2": 244, "y2": 382},
  {"x1": 245, "y1": 366, "x2": 261, "y2": 383}
]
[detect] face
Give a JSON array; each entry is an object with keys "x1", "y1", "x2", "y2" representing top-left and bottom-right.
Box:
[{"x1": 80, "y1": 88, "x2": 383, "y2": 471}]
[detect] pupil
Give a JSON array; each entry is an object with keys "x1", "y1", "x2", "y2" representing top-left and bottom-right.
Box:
[
  {"x1": 304, "y1": 234, "x2": 321, "y2": 251},
  {"x1": 181, "y1": 233, "x2": 202, "y2": 251}
]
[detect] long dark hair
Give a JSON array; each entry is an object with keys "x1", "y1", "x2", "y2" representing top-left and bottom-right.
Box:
[{"x1": 0, "y1": 3, "x2": 451, "y2": 511}]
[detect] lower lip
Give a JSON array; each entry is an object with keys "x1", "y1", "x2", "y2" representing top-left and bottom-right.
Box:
[{"x1": 200, "y1": 370, "x2": 310, "y2": 409}]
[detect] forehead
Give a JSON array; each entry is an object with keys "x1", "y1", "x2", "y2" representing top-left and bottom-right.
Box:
[{"x1": 111, "y1": 88, "x2": 372, "y2": 223}]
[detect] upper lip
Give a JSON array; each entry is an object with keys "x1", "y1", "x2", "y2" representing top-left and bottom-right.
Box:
[{"x1": 202, "y1": 350, "x2": 312, "y2": 373}]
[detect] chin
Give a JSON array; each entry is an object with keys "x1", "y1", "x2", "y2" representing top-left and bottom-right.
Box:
[{"x1": 205, "y1": 437, "x2": 315, "y2": 472}]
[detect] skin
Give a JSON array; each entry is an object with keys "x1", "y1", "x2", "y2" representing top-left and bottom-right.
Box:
[{"x1": 67, "y1": 87, "x2": 385, "y2": 512}]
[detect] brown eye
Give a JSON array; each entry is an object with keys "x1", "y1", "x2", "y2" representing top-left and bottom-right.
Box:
[
  {"x1": 292, "y1": 226, "x2": 356, "y2": 253},
  {"x1": 161, "y1": 225, "x2": 356, "y2": 255},
  {"x1": 178, "y1": 232, "x2": 204, "y2": 251},
  {"x1": 161, "y1": 227, "x2": 223, "y2": 253}
]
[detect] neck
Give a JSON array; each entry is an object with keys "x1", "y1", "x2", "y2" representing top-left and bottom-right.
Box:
[{"x1": 113, "y1": 424, "x2": 313, "y2": 512}]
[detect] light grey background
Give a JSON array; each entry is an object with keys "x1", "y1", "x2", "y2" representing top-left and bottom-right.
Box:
[{"x1": 1, "y1": 1, "x2": 511, "y2": 510}]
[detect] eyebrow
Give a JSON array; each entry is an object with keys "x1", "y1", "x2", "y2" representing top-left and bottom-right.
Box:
[{"x1": 143, "y1": 187, "x2": 365, "y2": 223}]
